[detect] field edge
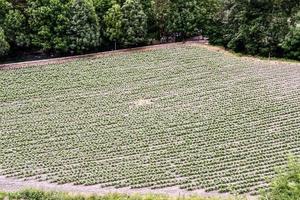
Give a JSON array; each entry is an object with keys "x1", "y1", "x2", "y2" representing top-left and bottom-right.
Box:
[{"x1": 0, "y1": 176, "x2": 257, "y2": 200}]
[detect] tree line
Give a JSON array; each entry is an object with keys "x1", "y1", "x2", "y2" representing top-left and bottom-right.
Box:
[
  {"x1": 0, "y1": 0, "x2": 299, "y2": 60},
  {"x1": 0, "y1": 0, "x2": 218, "y2": 58},
  {"x1": 209, "y1": 0, "x2": 300, "y2": 60}
]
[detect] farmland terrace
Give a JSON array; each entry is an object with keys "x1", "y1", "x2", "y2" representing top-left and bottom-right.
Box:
[{"x1": 0, "y1": 43, "x2": 299, "y2": 197}]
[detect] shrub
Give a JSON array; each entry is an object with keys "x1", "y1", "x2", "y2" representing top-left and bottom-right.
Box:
[
  {"x1": 93, "y1": 0, "x2": 114, "y2": 46},
  {"x1": 260, "y1": 157, "x2": 300, "y2": 200}
]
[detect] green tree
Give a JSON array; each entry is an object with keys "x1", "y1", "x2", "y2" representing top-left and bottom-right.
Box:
[
  {"x1": 140, "y1": 0, "x2": 157, "y2": 41},
  {"x1": 167, "y1": 0, "x2": 198, "y2": 39},
  {"x1": 0, "y1": 27, "x2": 10, "y2": 57},
  {"x1": 281, "y1": 11, "x2": 300, "y2": 60},
  {"x1": 3, "y1": 9, "x2": 30, "y2": 48},
  {"x1": 153, "y1": 0, "x2": 170, "y2": 38},
  {"x1": 261, "y1": 157, "x2": 300, "y2": 200},
  {"x1": 104, "y1": 3, "x2": 123, "y2": 44},
  {"x1": 27, "y1": 0, "x2": 70, "y2": 53},
  {"x1": 167, "y1": 0, "x2": 219, "y2": 40},
  {"x1": 68, "y1": 0, "x2": 100, "y2": 54},
  {"x1": 0, "y1": 0, "x2": 11, "y2": 25},
  {"x1": 208, "y1": 0, "x2": 300, "y2": 58},
  {"x1": 121, "y1": 0, "x2": 147, "y2": 46},
  {"x1": 93, "y1": 0, "x2": 114, "y2": 46}
]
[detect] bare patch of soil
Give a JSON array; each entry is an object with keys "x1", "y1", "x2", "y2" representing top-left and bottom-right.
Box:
[
  {"x1": 188, "y1": 42, "x2": 300, "y2": 65},
  {"x1": 132, "y1": 99, "x2": 153, "y2": 107}
]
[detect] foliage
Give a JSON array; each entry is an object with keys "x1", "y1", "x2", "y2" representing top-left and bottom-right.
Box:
[
  {"x1": 139, "y1": 0, "x2": 156, "y2": 40},
  {"x1": 104, "y1": 3, "x2": 123, "y2": 43},
  {"x1": 0, "y1": 0, "x2": 299, "y2": 60},
  {"x1": 3, "y1": 9, "x2": 30, "y2": 48},
  {"x1": 0, "y1": 27, "x2": 10, "y2": 57},
  {"x1": 207, "y1": 0, "x2": 300, "y2": 59},
  {"x1": 94, "y1": 0, "x2": 114, "y2": 23},
  {"x1": 27, "y1": 0, "x2": 70, "y2": 53},
  {"x1": 121, "y1": 0, "x2": 147, "y2": 46},
  {"x1": 260, "y1": 157, "x2": 300, "y2": 200},
  {"x1": 93, "y1": 0, "x2": 114, "y2": 45},
  {"x1": 0, "y1": 0, "x2": 11, "y2": 25},
  {"x1": 167, "y1": 0, "x2": 220, "y2": 39},
  {"x1": 167, "y1": 0, "x2": 199, "y2": 39},
  {"x1": 281, "y1": 11, "x2": 300, "y2": 60},
  {"x1": 152, "y1": 0, "x2": 170, "y2": 38},
  {"x1": 68, "y1": 0, "x2": 100, "y2": 54}
]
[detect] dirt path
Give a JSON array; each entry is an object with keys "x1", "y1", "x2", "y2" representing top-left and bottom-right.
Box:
[
  {"x1": 0, "y1": 176, "x2": 257, "y2": 199},
  {"x1": 0, "y1": 42, "x2": 298, "y2": 70},
  {"x1": 0, "y1": 43, "x2": 186, "y2": 70}
]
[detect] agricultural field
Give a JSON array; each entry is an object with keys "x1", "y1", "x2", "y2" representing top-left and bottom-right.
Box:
[{"x1": 0, "y1": 44, "x2": 300, "y2": 195}]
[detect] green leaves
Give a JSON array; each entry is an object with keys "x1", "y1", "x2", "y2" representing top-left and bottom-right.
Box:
[
  {"x1": 121, "y1": 0, "x2": 147, "y2": 46},
  {"x1": 68, "y1": 0, "x2": 100, "y2": 54},
  {"x1": 167, "y1": 0, "x2": 220, "y2": 39},
  {"x1": 281, "y1": 11, "x2": 300, "y2": 60},
  {"x1": 207, "y1": 0, "x2": 300, "y2": 59},
  {"x1": 27, "y1": 0, "x2": 70, "y2": 53},
  {"x1": 0, "y1": 0, "x2": 11, "y2": 25},
  {"x1": 0, "y1": 0, "x2": 298, "y2": 60},
  {"x1": 26, "y1": 0, "x2": 101, "y2": 54},
  {"x1": 104, "y1": 3, "x2": 123, "y2": 42},
  {"x1": 261, "y1": 157, "x2": 300, "y2": 200},
  {"x1": 0, "y1": 27, "x2": 10, "y2": 57},
  {"x1": 3, "y1": 9, "x2": 30, "y2": 48}
]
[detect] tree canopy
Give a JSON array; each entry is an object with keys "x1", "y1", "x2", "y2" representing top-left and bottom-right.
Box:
[
  {"x1": 0, "y1": 0, "x2": 299, "y2": 60},
  {"x1": 207, "y1": 0, "x2": 300, "y2": 59}
]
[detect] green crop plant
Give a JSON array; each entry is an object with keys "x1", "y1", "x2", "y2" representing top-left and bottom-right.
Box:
[{"x1": 0, "y1": 45, "x2": 299, "y2": 195}]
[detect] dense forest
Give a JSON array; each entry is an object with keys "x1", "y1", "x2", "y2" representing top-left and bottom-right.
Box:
[{"x1": 0, "y1": 0, "x2": 299, "y2": 60}]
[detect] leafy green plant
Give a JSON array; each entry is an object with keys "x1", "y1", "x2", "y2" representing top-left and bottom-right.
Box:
[
  {"x1": 1, "y1": 46, "x2": 299, "y2": 194},
  {"x1": 207, "y1": 0, "x2": 300, "y2": 59},
  {"x1": 260, "y1": 157, "x2": 300, "y2": 200}
]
